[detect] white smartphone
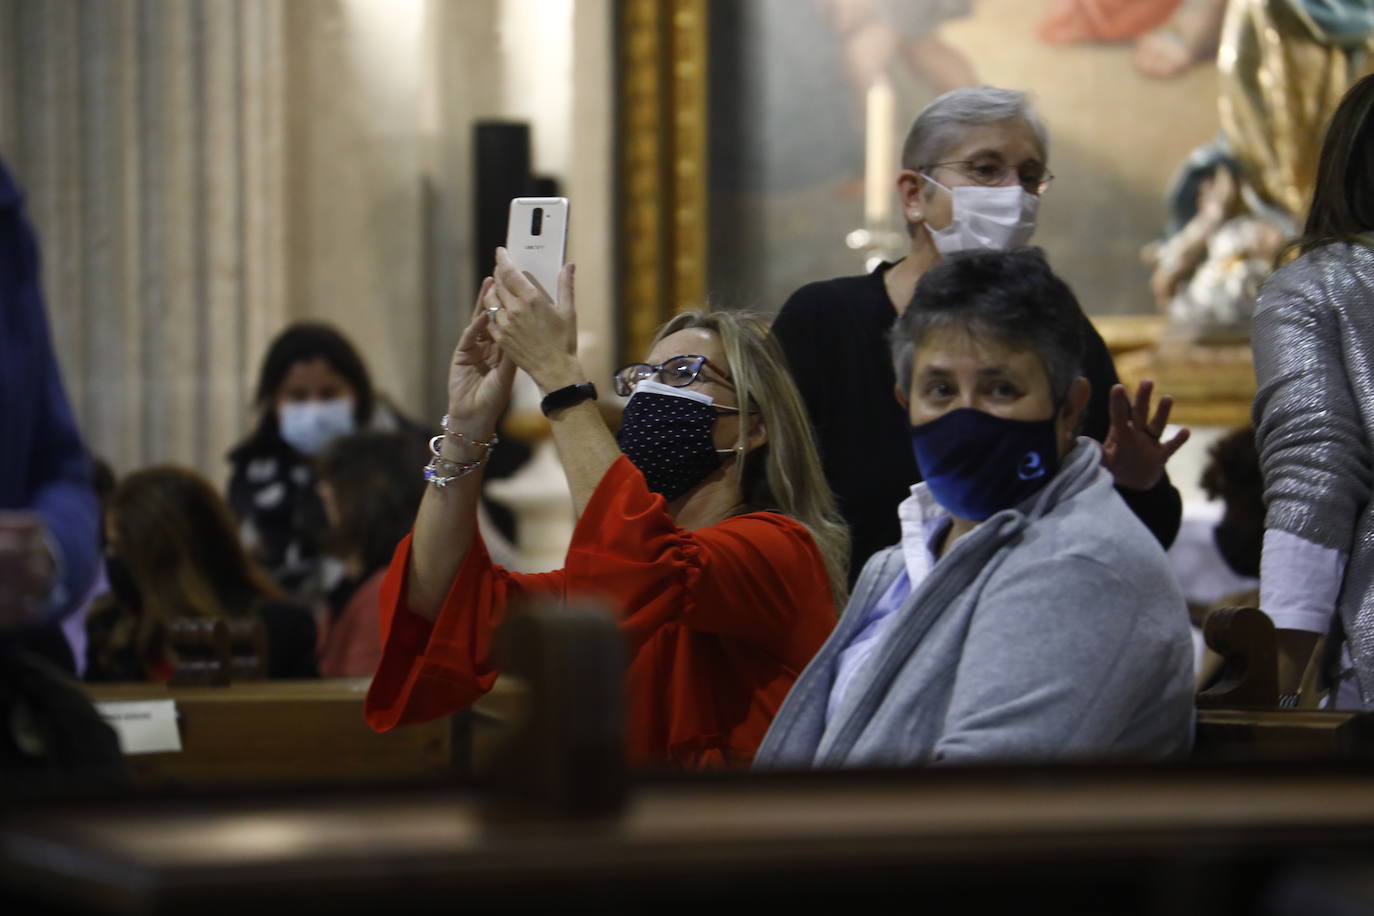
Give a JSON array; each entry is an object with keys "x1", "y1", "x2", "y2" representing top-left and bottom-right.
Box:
[{"x1": 504, "y1": 197, "x2": 569, "y2": 301}]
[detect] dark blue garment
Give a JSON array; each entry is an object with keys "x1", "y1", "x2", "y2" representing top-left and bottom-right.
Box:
[{"x1": 0, "y1": 159, "x2": 99, "y2": 620}]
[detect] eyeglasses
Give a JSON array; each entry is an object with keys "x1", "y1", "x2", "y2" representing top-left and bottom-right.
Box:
[
  {"x1": 923, "y1": 160, "x2": 1054, "y2": 195},
  {"x1": 612, "y1": 354, "x2": 733, "y2": 397}
]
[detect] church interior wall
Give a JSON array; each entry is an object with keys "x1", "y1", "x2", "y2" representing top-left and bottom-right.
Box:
[{"x1": 0, "y1": 0, "x2": 614, "y2": 482}]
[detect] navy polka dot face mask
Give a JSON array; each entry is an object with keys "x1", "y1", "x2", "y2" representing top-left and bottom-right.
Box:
[{"x1": 616, "y1": 380, "x2": 735, "y2": 501}]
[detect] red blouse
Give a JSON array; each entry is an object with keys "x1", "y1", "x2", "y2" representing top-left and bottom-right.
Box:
[{"x1": 364, "y1": 456, "x2": 836, "y2": 769}]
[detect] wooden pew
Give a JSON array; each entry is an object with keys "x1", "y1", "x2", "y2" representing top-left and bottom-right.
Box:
[
  {"x1": 83, "y1": 679, "x2": 455, "y2": 789},
  {"x1": 162, "y1": 617, "x2": 267, "y2": 687},
  {"x1": 1194, "y1": 606, "x2": 1374, "y2": 761},
  {"x1": 14, "y1": 603, "x2": 1374, "y2": 912}
]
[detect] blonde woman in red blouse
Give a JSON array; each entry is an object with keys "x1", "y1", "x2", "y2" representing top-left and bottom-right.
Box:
[{"x1": 365, "y1": 250, "x2": 848, "y2": 769}]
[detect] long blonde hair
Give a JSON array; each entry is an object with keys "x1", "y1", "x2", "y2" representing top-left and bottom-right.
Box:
[{"x1": 653, "y1": 310, "x2": 849, "y2": 607}]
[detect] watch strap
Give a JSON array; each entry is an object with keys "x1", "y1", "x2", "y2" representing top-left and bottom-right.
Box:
[{"x1": 540, "y1": 381, "x2": 598, "y2": 417}]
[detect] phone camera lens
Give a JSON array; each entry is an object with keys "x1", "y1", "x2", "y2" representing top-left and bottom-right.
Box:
[{"x1": 531, "y1": 207, "x2": 543, "y2": 237}]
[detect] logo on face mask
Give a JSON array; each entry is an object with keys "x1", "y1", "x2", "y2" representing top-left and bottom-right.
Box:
[
  {"x1": 1017, "y1": 451, "x2": 1046, "y2": 481},
  {"x1": 922, "y1": 175, "x2": 1039, "y2": 257}
]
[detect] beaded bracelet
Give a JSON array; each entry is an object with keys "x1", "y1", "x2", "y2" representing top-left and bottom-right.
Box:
[
  {"x1": 424, "y1": 415, "x2": 499, "y2": 487},
  {"x1": 430, "y1": 433, "x2": 501, "y2": 459},
  {"x1": 439, "y1": 414, "x2": 499, "y2": 450},
  {"x1": 423, "y1": 453, "x2": 486, "y2": 488}
]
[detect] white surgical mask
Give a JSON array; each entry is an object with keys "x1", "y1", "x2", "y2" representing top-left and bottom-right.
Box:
[
  {"x1": 922, "y1": 175, "x2": 1039, "y2": 257},
  {"x1": 278, "y1": 398, "x2": 356, "y2": 456},
  {"x1": 629, "y1": 378, "x2": 717, "y2": 404}
]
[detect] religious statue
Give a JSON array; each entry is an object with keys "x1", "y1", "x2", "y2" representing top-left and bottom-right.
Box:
[{"x1": 1144, "y1": 0, "x2": 1374, "y2": 335}]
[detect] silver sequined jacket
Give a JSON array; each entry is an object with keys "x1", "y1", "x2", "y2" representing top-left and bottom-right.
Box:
[{"x1": 1253, "y1": 241, "x2": 1374, "y2": 705}]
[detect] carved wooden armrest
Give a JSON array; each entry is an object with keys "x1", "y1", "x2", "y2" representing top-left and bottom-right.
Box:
[{"x1": 1196, "y1": 606, "x2": 1278, "y2": 709}]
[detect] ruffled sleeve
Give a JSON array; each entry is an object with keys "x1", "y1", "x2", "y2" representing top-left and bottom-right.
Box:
[
  {"x1": 364, "y1": 532, "x2": 562, "y2": 732},
  {"x1": 564, "y1": 456, "x2": 833, "y2": 662}
]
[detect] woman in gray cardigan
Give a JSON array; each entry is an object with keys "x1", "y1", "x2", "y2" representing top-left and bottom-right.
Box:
[{"x1": 757, "y1": 250, "x2": 1196, "y2": 769}]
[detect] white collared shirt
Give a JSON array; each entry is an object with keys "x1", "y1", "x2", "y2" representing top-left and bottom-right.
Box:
[{"x1": 826, "y1": 484, "x2": 951, "y2": 725}]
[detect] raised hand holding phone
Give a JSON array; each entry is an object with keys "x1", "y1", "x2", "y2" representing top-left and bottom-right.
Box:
[
  {"x1": 485, "y1": 248, "x2": 580, "y2": 394},
  {"x1": 448, "y1": 278, "x2": 518, "y2": 433}
]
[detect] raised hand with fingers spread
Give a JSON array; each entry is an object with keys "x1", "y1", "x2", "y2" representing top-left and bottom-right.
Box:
[{"x1": 1102, "y1": 380, "x2": 1190, "y2": 492}]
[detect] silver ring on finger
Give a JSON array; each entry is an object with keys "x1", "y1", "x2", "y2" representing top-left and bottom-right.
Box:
[{"x1": 486, "y1": 304, "x2": 502, "y2": 315}]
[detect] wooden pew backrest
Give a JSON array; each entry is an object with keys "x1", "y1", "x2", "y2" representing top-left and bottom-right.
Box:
[{"x1": 85, "y1": 679, "x2": 453, "y2": 788}]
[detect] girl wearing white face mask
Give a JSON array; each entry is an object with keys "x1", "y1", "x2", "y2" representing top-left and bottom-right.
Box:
[
  {"x1": 227, "y1": 322, "x2": 430, "y2": 598},
  {"x1": 773, "y1": 86, "x2": 1189, "y2": 582}
]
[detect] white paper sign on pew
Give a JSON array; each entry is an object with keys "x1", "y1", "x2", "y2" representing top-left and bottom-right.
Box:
[{"x1": 94, "y1": 700, "x2": 182, "y2": 755}]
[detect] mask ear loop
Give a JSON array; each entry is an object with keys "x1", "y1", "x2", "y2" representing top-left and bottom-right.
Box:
[
  {"x1": 709, "y1": 398, "x2": 748, "y2": 459},
  {"x1": 715, "y1": 413, "x2": 747, "y2": 459},
  {"x1": 920, "y1": 172, "x2": 951, "y2": 196},
  {"x1": 715, "y1": 423, "x2": 747, "y2": 488},
  {"x1": 717, "y1": 397, "x2": 762, "y2": 459}
]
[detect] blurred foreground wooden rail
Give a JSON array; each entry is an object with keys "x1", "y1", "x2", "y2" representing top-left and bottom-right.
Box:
[{"x1": 7, "y1": 766, "x2": 1374, "y2": 914}]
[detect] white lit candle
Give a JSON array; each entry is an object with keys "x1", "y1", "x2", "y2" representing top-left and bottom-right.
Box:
[{"x1": 864, "y1": 76, "x2": 895, "y2": 226}]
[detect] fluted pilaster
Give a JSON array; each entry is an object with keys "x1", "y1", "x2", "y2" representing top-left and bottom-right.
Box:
[{"x1": 1, "y1": 0, "x2": 288, "y2": 476}]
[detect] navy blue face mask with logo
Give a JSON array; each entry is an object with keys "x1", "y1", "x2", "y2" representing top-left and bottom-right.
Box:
[{"x1": 909, "y1": 407, "x2": 1061, "y2": 521}]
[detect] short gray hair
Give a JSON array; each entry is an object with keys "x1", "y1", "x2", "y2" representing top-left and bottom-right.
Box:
[
  {"x1": 901, "y1": 87, "x2": 1049, "y2": 172},
  {"x1": 890, "y1": 250, "x2": 1085, "y2": 405}
]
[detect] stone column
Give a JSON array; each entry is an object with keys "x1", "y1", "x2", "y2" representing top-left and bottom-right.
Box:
[{"x1": 0, "y1": 0, "x2": 288, "y2": 478}]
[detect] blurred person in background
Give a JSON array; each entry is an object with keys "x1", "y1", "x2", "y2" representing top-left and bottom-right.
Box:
[
  {"x1": 1166, "y1": 427, "x2": 1262, "y2": 683},
  {"x1": 1168, "y1": 428, "x2": 1262, "y2": 612},
  {"x1": 55, "y1": 457, "x2": 117, "y2": 679},
  {"x1": 228, "y1": 322, "x2": 428, "y2": 600},
  {"x1": 314, "y1": 432, "x2": 428, "y2": 678},
  {"x1": 87, "y1": 467, "x2": 317, "y2": 682},
  {"x1": 0, "y1": 159, "x2": 100, "y2": 640},
  {"x1": 0, "y1": 156, "x2": 118, "y2": 778}
]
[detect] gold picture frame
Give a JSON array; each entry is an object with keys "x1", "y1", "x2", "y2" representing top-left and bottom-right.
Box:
[{"x1": 616, "y1": 0, "x2": 708, "y2": 364}]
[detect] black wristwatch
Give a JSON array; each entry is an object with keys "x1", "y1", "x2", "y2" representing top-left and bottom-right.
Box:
[{"x1": 540, "y1": 382, "x2": 598, "y2": 417}]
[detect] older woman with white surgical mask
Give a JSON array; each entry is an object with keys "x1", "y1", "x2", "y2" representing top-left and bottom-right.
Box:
[{"x1": 773, "y1": 86, "x2": 1188, "y2": 582}]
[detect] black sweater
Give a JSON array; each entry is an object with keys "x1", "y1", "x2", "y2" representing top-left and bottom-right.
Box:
[{"x1": 772, "y1": 263, "x2": 1182, "y2": 584}]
